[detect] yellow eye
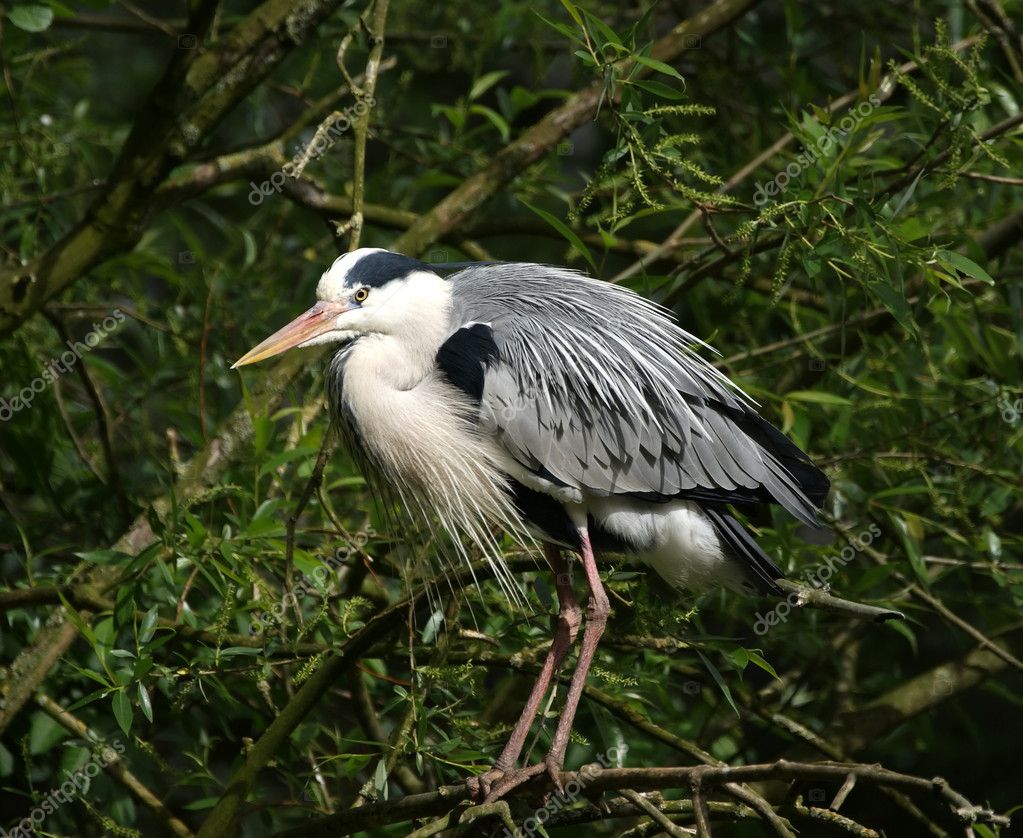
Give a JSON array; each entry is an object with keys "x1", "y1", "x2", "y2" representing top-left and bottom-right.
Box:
[{"x1": 353, "y1": 287, "x2": 369, "y2": 303}]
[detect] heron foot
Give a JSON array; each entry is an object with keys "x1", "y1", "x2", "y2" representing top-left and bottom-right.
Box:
[
  {"x1": 481, "y1": 756, "x2": 565, "y2": 803},
  {"x1": 466, "y1": 767, "x2": 506, "y2": 803}
]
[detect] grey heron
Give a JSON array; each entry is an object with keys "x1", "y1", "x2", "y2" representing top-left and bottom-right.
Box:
[{"x1": 233, "y1": 247, "x2": 829, "y2": 800}]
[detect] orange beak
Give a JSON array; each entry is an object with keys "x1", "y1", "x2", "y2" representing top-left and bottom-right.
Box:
[{"x1": 232, "y1": 301, "x2": 350, "y2": 368}]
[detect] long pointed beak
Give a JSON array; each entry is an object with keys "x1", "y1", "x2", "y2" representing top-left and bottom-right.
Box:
[{"x1": 232, "y1": 301, "x2": 349, "y2": 368}]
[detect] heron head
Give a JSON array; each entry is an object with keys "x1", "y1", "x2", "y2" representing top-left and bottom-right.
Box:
[{"x1": 232, "y1": 248, "x2": 444, "y2": 368}]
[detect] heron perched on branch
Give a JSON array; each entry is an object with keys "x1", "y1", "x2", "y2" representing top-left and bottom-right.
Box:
[{"x1": 234, "y1": 247, "x2": 832, "y2": 800}]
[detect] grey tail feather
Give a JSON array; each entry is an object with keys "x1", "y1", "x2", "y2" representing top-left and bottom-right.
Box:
[{"x1": 704, "y1": 506, "x2": 784, "y2": 596}]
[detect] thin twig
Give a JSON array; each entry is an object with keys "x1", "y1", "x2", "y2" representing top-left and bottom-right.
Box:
[
  {"x1": 284, "y1": 435, "x2": 336, "y2": 608},
  {"x1": 688, "y1": 780, "x2": 712, "y2": 837},
  {"x1": 773, "y1": 579, "x2": 904, "y2": 623},
  {"x1": 620, "y1": 788, "x2": 694, "y2": 837},
  {"x1": 611, "y1": 37, "x2": 980, "y2": 284},
  {"x1": 791, "y1": 797, "x2": 879, "y2": 837},
  {"x1": 831, "y1": 773, "x2": 858, "y2": 811},
  {"x1": 35, "y1": 694, "x2": 195, "y2": 838},
  {"x1": 346, "y1": 0, "x2": 390, "y2": 250},
  {"x1": 42, "y1": 309, "x2": 130, "y2": 524},
  {"x1": 956, "y1": 170, "x2": 1023, "y2": 185}
]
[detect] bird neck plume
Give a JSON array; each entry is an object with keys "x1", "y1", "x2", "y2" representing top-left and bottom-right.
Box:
[{"x1": 329, "y1": 290, "x2": 533, "y2": 605}]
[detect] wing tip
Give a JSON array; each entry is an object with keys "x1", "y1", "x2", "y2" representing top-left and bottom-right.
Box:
[{"x1": 705, "y1": 507, "x2": 785, "y2": 596}]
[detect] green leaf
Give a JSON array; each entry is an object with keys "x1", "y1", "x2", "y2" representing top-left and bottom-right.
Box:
[
  {"x1": 886, "y1": 618, "x2": 918, "y2": 655},
  {"x1": 784, "y1": 390, "x2": 853, "y2": 406},
  {"x1": 74, "y1": 549, "x2": 131, "y2": 566},
  {"x1": 726, "y1": 648, "x2": 749, "y2": 670},
  {"x1": 747, "y1": 650, "x2": 780, "y2": 680},
  {"x1": 519, "y1": 200, "x2": 597, "y2": 273},
  {"x1": 628, "y1": 78, "x2": 686, "y2": 100},
  {"x1": 469, "y1": 71, "x2": 508, "y2": 102},
  {"x1": 241, "y1": 514, "x2": 284, "y2": 539},
  {"x1": 241, "y1": 230, "x2": 258, "y2": 268},
  {"x1": 895, "y1": 217, "x2": 928, "y2": 242},
  {"x1": 697, "y1": 650, "x2": 739, "y2": 717},
  {"x1": 182, "y1": 797, "x2": 222, "y2": 811},
  {"x1": 468, "y1": 104, "x2": 511, "y2": 142},
  {"x1": 890, "y1": 513, "x2": 929, "y2": 588},
  {"x1": 138, "y1": 605, "x2": 159, "y2": 645},
  {"x1": 58, "y1": 592, "x2": 98, "y2": 646},
  {"x1": 112, "y1": 690, "x2": 133, "y2": 735},
  {"x1": 866, "y1": 280, "x2": 917, "y2": 336},
  {"x1": 7, "y1": 5, "x2": 54, "y2": 32},
  {"x1": 573, "y1": 48, "x2": 597, "y2": 67},
  {"x1": 219, "y1": 646, "x2": 263, "y2": 657},
  {"x1": 559, "y1": 0, "x2": 583, "y2": 27},
  {"x1": 373, "y1": 758, "x2": 389, "y2": 798},
  {"x1": 634, "y1": 54, "x2": 685, "y2": 82},
  {"x1": 431, "y1": 104, "x2": 465, "y2": 132},
  {"x1": 137, "y1": 683, "x2": 153, "y2": 723},
  {"x1": 584, "y1": 12, "x2": 623, "y2": 48},
  {"x1": 257, "y1": 446, "x2": 318, "y2": 477},
  {"x1": 941, "y1": 250, "x2": 994, "y2": 285},
  {"x1": 872, "y1": 484, "x2": 940, "y2": 500},
  {"x1": 533, "y1": 12, "x2": 581, "y2": 44}
]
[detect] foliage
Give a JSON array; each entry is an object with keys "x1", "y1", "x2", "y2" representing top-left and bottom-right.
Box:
[{"x1": 1, "y1": 0, "x2": 1022, "y2": 835}]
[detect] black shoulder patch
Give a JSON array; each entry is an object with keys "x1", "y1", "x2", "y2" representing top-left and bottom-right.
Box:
[
  {"x1": 346, "y1": 252, "x2": 433, "y2": 288},
  {"x1": 436, "y1": 323, "x2": 499, "y2": 403}
]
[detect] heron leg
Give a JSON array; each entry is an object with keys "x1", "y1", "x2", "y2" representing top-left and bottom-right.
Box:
[
  {"x1": 483, "y1": 529, "x2": 609, "y2": 802},
  {"x1": 496, "y1": 544, "x2": 581, "y2": 771},
  {"x1": 468, "y1": 544, "x2": 581, "y2": 801},
  {"x1": 541, "y1": 528, "x2": 609, "y2": 781}
]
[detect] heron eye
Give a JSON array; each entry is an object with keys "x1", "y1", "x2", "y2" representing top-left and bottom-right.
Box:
[{"x1": 353, "y1": 287, "x2": 369, "y2": 303}]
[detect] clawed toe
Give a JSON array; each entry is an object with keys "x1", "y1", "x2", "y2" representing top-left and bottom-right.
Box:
[
  {"x1": 483, "y1": 762, "x2": 546, "y2": 802},
  {"x1": 467, "y1": 769, "x2": 500, "y2": 803},
  {"x1": 542, "y1": 756, "x2": 565, "y2": 796},
  {"x1": 474, "y1": 756, "x2": 566, "y2": 804}
]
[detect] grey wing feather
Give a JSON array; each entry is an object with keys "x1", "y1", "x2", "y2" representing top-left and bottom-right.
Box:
[{"x1": 447, "y1": 263, "x2": 828, "y2": 526}]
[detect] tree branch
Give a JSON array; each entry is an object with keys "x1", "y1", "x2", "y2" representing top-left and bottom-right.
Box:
[
  {"x1": 278, "y1": 760, "x2": 1008, "y2": 836},
  {"x1": 390, "y1": 0, "x2": 763, "y2": 257},
  {"x1": 0, "y1": 353, "x2": 308, "y2": 733},
  {"x1": 35, "y1": 694, "x2": 195, "y2": 838},
  {"x1": 773, "y1": 580, "x2": 904, "y2": 623},
  {"x1": 0, "y1": 0, "x2": 346, "y2": 335}
]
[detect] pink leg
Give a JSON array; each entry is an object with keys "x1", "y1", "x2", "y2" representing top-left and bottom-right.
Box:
[
  {"x1": 494, "y1": 544, "x2": 581, "y2": 771},
  {"x1": 470, "y1": 544, "x2": 581, "y2": 800},
  {"x1": 543, "y1": 529, "x2": 609, "y2": 778},
  {"x1": 485, "y1": 528, "x2": 610, "y2": 801}
]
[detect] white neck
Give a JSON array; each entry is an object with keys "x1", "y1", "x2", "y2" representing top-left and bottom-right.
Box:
[
  {"x1": 350, "y1": 272, "x2": 453, "y2": 388},
  {"x1": 330, "y1": 271, "x2": 532, "y2": 603}
]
